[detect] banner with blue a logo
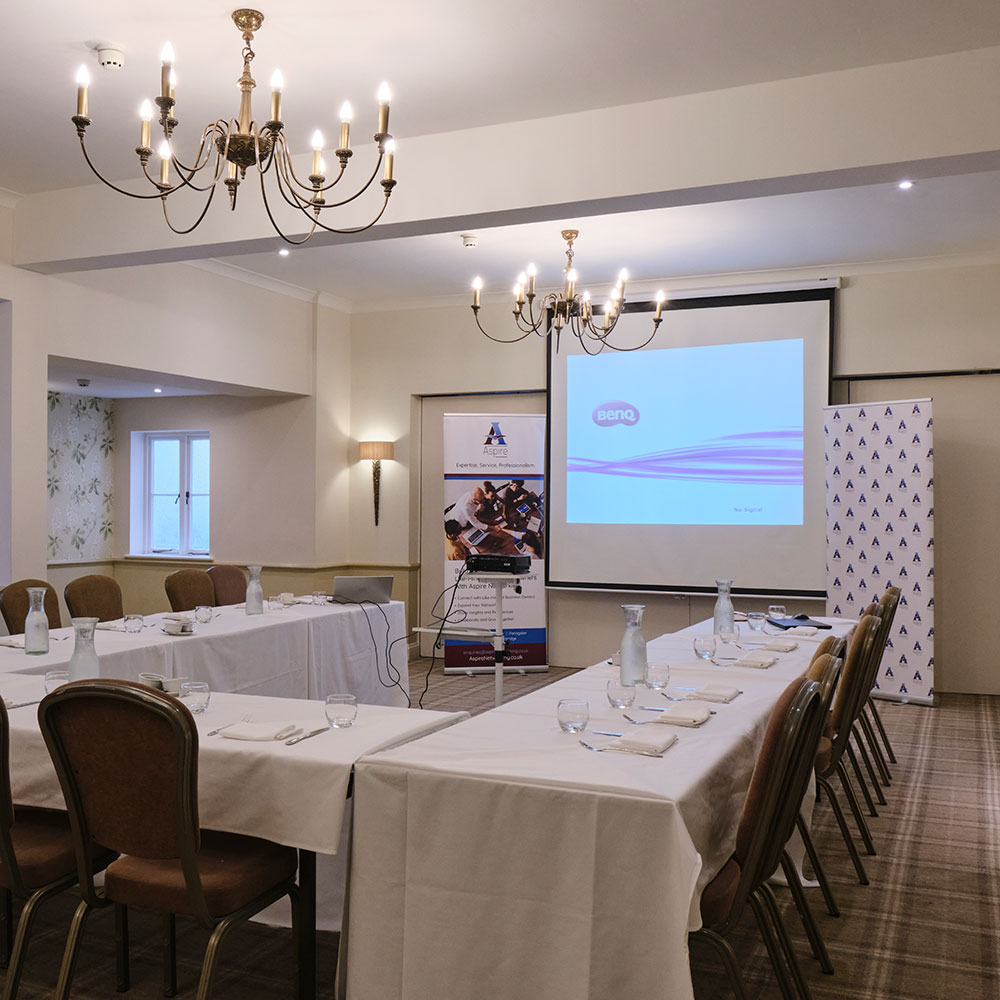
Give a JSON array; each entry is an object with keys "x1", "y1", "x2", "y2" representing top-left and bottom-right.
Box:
[
  {"x1": 824, "y1": 399, "x2": 934, "y2": 705},
  {"x1": 443, "y1": 413, "x2": 548, "y2": 672}
]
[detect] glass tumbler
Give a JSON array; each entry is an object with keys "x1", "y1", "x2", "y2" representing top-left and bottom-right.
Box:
[{"x1": 556, "y1": 699, "x2": 589, "y2": 733}]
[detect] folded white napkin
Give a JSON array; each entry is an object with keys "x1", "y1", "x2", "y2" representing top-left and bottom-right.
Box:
[
  {"x1": 162, "y1": 613, "x2": 195, "y2": 623},
  {"x1": 221, "y1": 722, "x2": 304, "y2": 742},
  {"x1": 612, "y1": 729, "x2": 677, "y2": 754},
  {"x1": 787, "y1": 625, "x2": 818, "y2": 636},
  {"x1": 0, "y1": 636, "x2": 25, "y2": 648},
  {"x1": 653, "y1": 703, "x2": 712, "y2": 727},
  {"x1": 735, "y1": 651, "x2": 778, "y2": 669},
  {"x1": 762, "y1": 638, "x2": 799, "y2": 652},
  {"x1": 96, "y1": 620, "x2": 125, "y2": 631},
  {"x1": 685, "y1": 683, "x2": 742, "y2": 704}
]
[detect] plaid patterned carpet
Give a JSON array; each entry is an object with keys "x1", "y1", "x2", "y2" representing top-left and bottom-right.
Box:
[{"x1": 4, "y1": 663, "x2": 998, "y2": 999}]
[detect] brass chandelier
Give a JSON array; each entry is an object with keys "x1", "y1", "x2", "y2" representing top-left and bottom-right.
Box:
[
  {"x1": 71, "y1": 9, "x2": 397, "y2": 244},
  {"x1": 471, "y1": 229, "x2": 667, "y2": 353}
]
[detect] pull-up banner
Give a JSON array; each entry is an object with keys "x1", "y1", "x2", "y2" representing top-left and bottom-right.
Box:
[
  {"x1": 824, "y1": 399, "x2": 935, "y2": 705},
  {"x1": 443, "y1": 413, "x2": 547, "y2": 673}
]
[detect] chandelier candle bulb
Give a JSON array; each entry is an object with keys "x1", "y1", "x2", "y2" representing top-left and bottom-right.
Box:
[
  {"x1": 168, "y1": 68, "x2": 177, "y2": 113},
  {"x1": 565, "y1": 268, "x2": 577, "y2": 299},
  {"x1": 227, "y1": 160, "x2": 237, "y2": 180},
  {"x1": 269, "y1": 69, "x2": 283, "y2": 122},
  {"x1": 75, "y1": 66, "x2": 90, "y2": 118},
  {"x1": 472, "y1": 277, "x2": 483, "y2": 308},
  {"x1": 383, "y1": 139, "x2": 395, "y2": 181},
  {"x1": 158, "y1": 140, "x2": 171, "y2": 185},
  {"x1": 160, "y1": 42, "x2": 174, "y2": 99},
  {"x1": 377, "y1": 82, "x2": 391, "y2": 135},
  {"x1": 654, "y1": 290, "x2": 666, "y2": 321},
  {"x1": 339, "y1": 101, "x2": 353, "y2": 150},
  {"x1": 311, "y1": 130, "x2": 324, "y2": 175},
  {"x1": 139, "y1": 100, "x2": 152, "y2": 148},
  {"x1": 526, "y1": 263, "x2": 537, "y2": 296}
]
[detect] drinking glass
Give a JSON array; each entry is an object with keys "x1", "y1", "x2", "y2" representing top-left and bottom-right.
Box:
[
  {"x1": 312, "y1": 591, "x2": 329, "y2": 606},
  {"x1": 325, "y1": 694, "x2": 358, "y2": 728},
  {"x1": 556, "y1": 698, "x2": 589, "y2": 733},
  {"x1": 267, "y1": 595, "x2": 283, "y2": 612},
  {"x1": 44, "y1": 670, "x2": 68, "y2": 693},
  {"x1": 747, "y1": 612, "x2": 767, "y2": 632},
  {"x1": 645, "y1": 662, "x2": 671, "y2": 690},
  {"x1": 693, "y1": 636, "x2": 717, "y2": 661},
  {"x1": 767, "y1": 604, "x2": 787, "y2": 619},
  {"x1": 123, "y1": 614, "x2": 144, "y2": 634},
  {"x1": 180, "y1": 681, "x2": 210, "y2": 714},
  {"x1": 194, "y1": 605, "x2": 214, "y2": 624},
  {"x1": 606, "y1": 679, "x2": 636, "y2": 709},
  {"x1": 718, "y1": 622, "x2": 741, "y2": 646}
]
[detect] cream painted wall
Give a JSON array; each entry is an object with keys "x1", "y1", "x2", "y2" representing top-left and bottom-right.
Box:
[{"x1": 350, "y1": 262, "x2": 1000, "y2": 690}]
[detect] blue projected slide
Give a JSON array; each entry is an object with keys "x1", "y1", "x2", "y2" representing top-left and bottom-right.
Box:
[{"x1": 566, "y1": 339, "x2": 804, "y2": 525}]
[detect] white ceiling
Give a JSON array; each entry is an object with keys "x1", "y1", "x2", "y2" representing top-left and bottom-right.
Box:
[{"x1": 4, "y1": 1, "x2": 1000, "y2": 323}]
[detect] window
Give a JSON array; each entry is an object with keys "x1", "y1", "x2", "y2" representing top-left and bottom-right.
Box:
[{"x1": 139, "y1": 432, "x2": 210, "y2": 555}]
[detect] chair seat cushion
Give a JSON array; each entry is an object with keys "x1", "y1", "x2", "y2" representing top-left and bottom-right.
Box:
[
  {"x1": 700, "y1": 856, "x2": 741, "y2": 927},
  {"x1": 104, "y1": 829, "x2": 297, "y2": 918},
  {"x1": 2, "y1": 808, "x2": 110, "y2": 890}
]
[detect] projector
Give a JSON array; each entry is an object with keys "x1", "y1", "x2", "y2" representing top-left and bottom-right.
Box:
[{"x1": 464, "y1": 554, "x2": 532, "y2": 575}]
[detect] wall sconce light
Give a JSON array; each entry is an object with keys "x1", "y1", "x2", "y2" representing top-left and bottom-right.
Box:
[{"x1": 359, "y1": 440, "x2": 394, "y2": 525}]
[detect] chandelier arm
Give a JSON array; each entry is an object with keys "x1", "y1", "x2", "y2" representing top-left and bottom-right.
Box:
[
  {"x1": 594, "y1": 322, "x2": 663, "y2": 352},
  {"x1": 314, "y1": 154, "x2": 384, "y2": 208},
  {"x1": 160, "y1": 183, "x2": 219, "y2": 235},
  {"x1": 256, "y1": 171, "x2": 320, "y2": 245},
  {"x1": 271, "y1": 152, "x2": 323, "y2": 211},
  {"x1": 295, "y1": 191, "x2": 393, "y2": 235},
  {"x1": 75, "y1": 136, "x2": 176, "y2": 200},
  {"x1": 167, "y1": 123, "x2": 222, "y2": 176},
  {"x1": 472, "y1": 309, "x2": 535, "y2": 344},
  {"x1": 512, "y1": 311, "x2": 545, "y2": 335}
]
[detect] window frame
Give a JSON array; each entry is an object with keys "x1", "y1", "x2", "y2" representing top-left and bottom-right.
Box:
[{"x1": 140, "y1": 431, "x2": 210, "y2": 557}]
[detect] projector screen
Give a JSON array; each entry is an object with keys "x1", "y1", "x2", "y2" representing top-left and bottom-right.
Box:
[{"x1": 546, "y1": 290, "x2": 833, "y2": 597}]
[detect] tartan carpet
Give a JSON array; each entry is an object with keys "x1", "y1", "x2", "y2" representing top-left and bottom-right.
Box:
[{"x1": 3, "y1": 664, "x2": 997, "y2": 999}]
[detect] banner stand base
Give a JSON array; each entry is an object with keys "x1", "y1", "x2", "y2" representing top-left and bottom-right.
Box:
[{"x1": 443, "y1": 664, "x2": 549, "y2": 676}]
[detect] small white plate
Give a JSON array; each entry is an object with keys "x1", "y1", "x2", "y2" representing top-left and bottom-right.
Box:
[{"x1": 160, "y1": 625, "x2": 197, "y2": 637}]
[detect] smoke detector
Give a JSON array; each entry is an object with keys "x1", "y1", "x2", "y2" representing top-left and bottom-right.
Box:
[
  {"x1": 76, "y1": 378, "x2": 91, "y2": 388},
  {"x1": 461, "y1": 234, "x2": 479, "y2": 249},
  {"x1": 96, "y1": 44, "x2": 125, "y2": 70}
]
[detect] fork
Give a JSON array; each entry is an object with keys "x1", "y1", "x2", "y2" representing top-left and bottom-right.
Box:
[
  {"x1": 578, "y1": 739, "x2": 665, "y2": 758},
  {"x1": 207, "y1": 713, "x2": 250, "y2": 737}
]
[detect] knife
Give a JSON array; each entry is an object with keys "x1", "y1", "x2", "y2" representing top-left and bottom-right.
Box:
[
  {"x1": 285, "y1": 726, "x2": 330, "y2": 746},
  {"x1": 591, "y1": 729, "x2": 624, "y2": 737}
]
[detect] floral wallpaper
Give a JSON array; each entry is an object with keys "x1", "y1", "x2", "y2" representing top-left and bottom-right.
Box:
[{"x1": 47, "y1": 392, "x2": 115, "y2": 561}]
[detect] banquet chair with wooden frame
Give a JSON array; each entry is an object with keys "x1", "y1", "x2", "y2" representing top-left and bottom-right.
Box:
[
  {"x1": 0, "y1": 700, "x2": 117, "y2": 1000},
  {"x1": 164, "y1": 569, "x2": 215, "y2": 613},
  {"x1": 693, "y1": 677, "x2": 826, "y2": 1000},
  {"x1": 0, "y1": 581, "x2": 61, "y2": 635},
  {"x1": 205, "y1": 565, "x2": 247, "y2": 607},
  {"x1": 38, "y1": 679, "x2": 301, "y2": 1000},
  {"x1": 814, "y1": 614, "x2": 881, "y2": 885},
  {"x1": 63, "y1": 575, "x2": 124, "y2": 624},
  {"x1": 863, "y1": 587, "x2": 902, "y2": 771}
]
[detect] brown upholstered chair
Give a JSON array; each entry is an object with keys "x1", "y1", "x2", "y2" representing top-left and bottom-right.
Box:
[
  {"x1": 205, "y1": 565, "x2": 247, "y2": 607},
  {"x1": 63, "y1": 575, "x2": 124, "y2": 623},
  {"x1": 163, "y1": 569, "x2": 215, "y2": 613},
  {"x1": 693, "y1": 677, "x2": 825, "y2": 1000},
  {"x1": 864, "y1": 587, "x2": 902, "y2": 768},
  {"x1": 814, "y1": 614, "x2": 881, "y2": 885},
  {"x1": 38, "y1": 679, "x2": 300, "y2": 1000},
  {"x1": 0, "y1": 700, "x2": 116, "y2": 1000},
  {"x1": 0, "y1": 581, "x2": 61, "y2": 636}
]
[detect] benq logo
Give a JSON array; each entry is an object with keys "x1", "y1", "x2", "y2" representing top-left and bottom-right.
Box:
[{"x1": 592, "y1": 400, "x2": 639, "y2": 427}]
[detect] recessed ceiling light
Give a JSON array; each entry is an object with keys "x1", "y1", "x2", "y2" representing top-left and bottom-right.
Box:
[
  {"x1": 153, "y1": 387, "x2": 163, "y2": 393},
  {"x1": 278, "y1": 248, "x2": 290, "y2": 256},
  {"x1": 898, "y1": 180, "x2": 914, "y2": 190}
]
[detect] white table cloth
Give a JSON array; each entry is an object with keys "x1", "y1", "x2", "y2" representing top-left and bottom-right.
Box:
[
  {"x1": 345, "y1": 617, "x2": 854, "y2": 1000},
  {"x1": 0, "y1": 599, "x2": 409, "y2": 707}
]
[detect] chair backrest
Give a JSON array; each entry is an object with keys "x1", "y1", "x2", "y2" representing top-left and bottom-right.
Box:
[
  {"x1": 64, "y1": 574, "x2": 124, "y2": 622},
  {"x1": 731, "y1": 678, "x2": 825, "y2": 915},
  {"x1": 0, "y1": 698, "x2": 27, "y2": 897},
  {"x1": 38, "y1": 679, "x2": 211, "y2": 921},
  {"x1": 164, "y1": 569, "x2": 215, "y2": 612},
  {"x1": 826, "y1": 614, "x2": 880, "y2": 764},
  {"x1": 807, "y1": 652, "x2": 843, "y2": 718},
  {"x1": 0, "y1": 579, "x2": 62, "y2": 634},
  {"x1": 206, "y1": 565, "x2": 247, "y2": 606},
  {"x1": 810, "y1": 633, "x2": 846, "y2": 663}
]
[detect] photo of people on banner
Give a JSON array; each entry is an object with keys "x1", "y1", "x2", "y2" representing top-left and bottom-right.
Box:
[{"x1": 443, "y1": 479, "x2": 545, "y2": 561}]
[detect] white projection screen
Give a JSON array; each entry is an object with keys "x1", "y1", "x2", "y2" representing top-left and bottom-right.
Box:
[{"x1": 546, "y1": 289, "x2": 834, "y2": 597}]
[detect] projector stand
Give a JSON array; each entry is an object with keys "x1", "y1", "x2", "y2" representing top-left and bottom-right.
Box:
[{"x1": 465, "y1": 571, "x2": 525, "y2": 708}]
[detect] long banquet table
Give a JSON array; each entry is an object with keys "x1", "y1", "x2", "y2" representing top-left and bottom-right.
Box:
[
  {"x1": 0, "y1": 599, "x2": 409, "y2": 706},
  {"x1": 1, "y1": 674, "x2": 465, "y2": 1000},
  {"x1": 345, "y1": 618, "x2": 853, "y2": 1000}
]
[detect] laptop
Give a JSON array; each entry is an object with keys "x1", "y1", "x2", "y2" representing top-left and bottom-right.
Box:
[{"x1": 332, "y1": 575, "x2": 394, "y2": 604}]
